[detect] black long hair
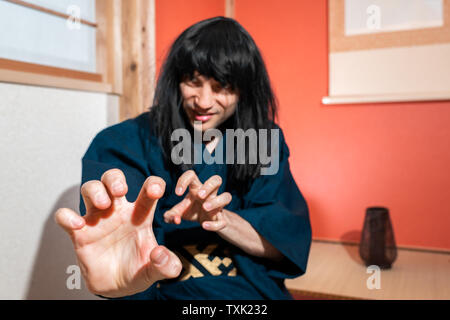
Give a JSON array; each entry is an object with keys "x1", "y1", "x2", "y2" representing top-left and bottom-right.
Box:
[{"x1": 149, "y1": 16, "x2": 278, "y2": 194}]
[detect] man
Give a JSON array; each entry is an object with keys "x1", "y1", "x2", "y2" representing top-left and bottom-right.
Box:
[{"x1": 55, "y1": 16, "x2": 311, "y2": 300}]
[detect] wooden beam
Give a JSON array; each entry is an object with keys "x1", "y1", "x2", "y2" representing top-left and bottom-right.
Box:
[
  {"x1": 4, "y1": 0, "x2": 97, "y2": 28},
  {"x1": 120, "y1": 0, "x2": 142, "y2": 121},
  {"x1": 141, "y1": 0, "x2": 156, "y2": 112},
  {"x1": 0, "y1": 69, "x2": 112, "y2": 93},
  {"x1": 96, "y1": 0, "x2": 108, "y2": 85},
  {"x1": 0, "y1": 58, "x2": 102, "y2": 82},
  {"x1": 109, "y1": 0, "x2": 124, "y2": 95},
  {"x1": 120, "y1": 0, "x2": 155, "y2": 121},
  {"x1": 97, "y1": 0, "x2": 123, "y2": 95},
  {"x1": 225, "y1": 0, "x2": 235, "y2": 18}
]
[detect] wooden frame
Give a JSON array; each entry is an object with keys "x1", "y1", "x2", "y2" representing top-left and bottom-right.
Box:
[
  {"x1": 329, "y1": 0, "x2": 450, "y2": 53},
  {"x1": 0, "y1": 58, "x2": 102, "y2": 82},
  {"x1": 0, "y1": 0, "x2": 159, "y2": 122},
  {"x1": 322, "y1": 92, "x2": 450, "y2": 105},
  {"x1": 0, "y1": 0, "x2": 123, "y2": 94},
  {"x1": 324, "y1": 0, "x2": 450, "y2": 104}
]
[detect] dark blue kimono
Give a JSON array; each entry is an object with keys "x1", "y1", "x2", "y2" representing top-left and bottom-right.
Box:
[{"x1": 79, "y1": 111, "x2": 312, "y2": 300}]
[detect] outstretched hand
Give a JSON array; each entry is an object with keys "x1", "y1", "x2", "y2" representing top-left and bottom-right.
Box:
[
  {"x1": 55, "y1": 169, "x2": 182, "y2": 298},
  {"x1": 163, "y1": 170, "x2": 232, "y2": 231}
]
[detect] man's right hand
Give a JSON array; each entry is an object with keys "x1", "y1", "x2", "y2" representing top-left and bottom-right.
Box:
[{"x1": 55, "y1": 169, "x2": 182, "y2": 298}]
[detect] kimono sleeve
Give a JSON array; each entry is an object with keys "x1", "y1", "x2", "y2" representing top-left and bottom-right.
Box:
[
  {"x1": 234, "y1": 128, "x2": 312, "y2": 279},
  {"x1": 79, "y1": 120, "x2": 150, "y2": 216}
]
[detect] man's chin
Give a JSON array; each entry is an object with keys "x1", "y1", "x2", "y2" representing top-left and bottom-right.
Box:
[{"x1": 191, "y1": 120, "x2": 217, "y2": 132}]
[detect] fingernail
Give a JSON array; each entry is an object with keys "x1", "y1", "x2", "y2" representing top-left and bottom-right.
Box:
[
  {"x1": 150, "y1": 184, "x2": 161, "y2": 195},
  {"x1": 70, "y1": 216, "x2": 83, "y2": 228},
  {"x1": 176, "y1": 187, "x2": 183, "y2": 195},
  {"x1": 153, "y1": 250, "x2": 168, "y2": 266},
  {"x1": 203, "y1": 222, "x2": 211, "y2": 229},
  {"x1": 198, "y1": 190, "x2": 206, "y2": 198},
  {"x1": 203, "y1": 202, "x2": 212, "y2": 210}
]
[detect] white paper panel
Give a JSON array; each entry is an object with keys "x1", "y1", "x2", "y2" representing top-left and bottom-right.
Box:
[
  {"x1": 0, "y1": 0, "x2": 96, "y2": 72},
  {"x1": 345, "y1": 0, "x2": 443, "y2": 35},
  {"x1": 22, "y1": 0, "x2": 96, "y2": 22},
  {"x1": 329, "y1": 43, "x2": 450, "y2": 96}
]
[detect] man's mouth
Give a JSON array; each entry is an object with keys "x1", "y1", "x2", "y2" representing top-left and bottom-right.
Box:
[{"x1": 192, "y1": 110, "x2": 216, "y2": 122}]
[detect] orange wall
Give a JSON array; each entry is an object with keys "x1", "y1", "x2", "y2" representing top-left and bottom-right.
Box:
[
  {"x1": 236, "y1": 0, "x2": 450, "y2": 250},
  {"x1": 155, "y1": 0, "x2": 450, "y2": 250},
  {"x1": 155, "y1": 0, "x2": 224, "y2": 77}
]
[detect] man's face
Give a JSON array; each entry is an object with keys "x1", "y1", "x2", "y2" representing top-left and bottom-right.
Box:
[{"x1": 180, "y1": 71, "x2": 239, "y2": 132}]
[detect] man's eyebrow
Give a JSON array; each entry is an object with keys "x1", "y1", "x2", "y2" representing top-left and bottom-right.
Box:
[
  {"x1": 182, "y1": 73, "x2": 200, "y2": 81},
  {"x1": 188, "y1": 73, "x2": 227, "y2": 86},
  {"x1": 190, "y1": 72, "x2": 202, "y2": 80}
]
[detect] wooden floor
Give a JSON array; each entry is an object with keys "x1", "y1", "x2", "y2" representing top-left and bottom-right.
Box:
[{"x1": 286, "y1": 241, "x2": 450, "y2": 300}]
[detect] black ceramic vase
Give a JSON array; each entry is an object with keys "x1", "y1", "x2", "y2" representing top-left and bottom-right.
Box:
[{"x1": 359, "y1": 207, "x2": 397, "y2": 269}]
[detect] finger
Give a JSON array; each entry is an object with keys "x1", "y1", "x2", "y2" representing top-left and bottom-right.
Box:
[
  {"x1": 202, "y1": 219, "x2": 227, "y2": 232},
  {"x1": 101, "y1": 168, "x2": 129, "y2": 204},
  {"x1": 81, "y1": 180, "x2": 112, "y2": 212},
  {"x1": 202, "y1": 192, "x2": 232, "y2": 212},
  {"x1": 146, "y1": 246, "x2": 182, "y2": 282},
  {"x1": 163, "y1": 197, "x2": 192, "y2": 224},
  {"x1": 175, "y1": 170, "x2": 202, "y2": 196},
  {"x1": 132, "y1": 176, "x2": 166, "y2": 225},
  {"x1": 54, "y1": 207, "x2": 85, "y2": 236},
  {"x1": 197, "y1": 175, "x2": 222, "y2": 199}
]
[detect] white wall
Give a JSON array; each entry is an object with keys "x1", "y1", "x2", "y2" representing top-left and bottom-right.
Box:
[{"x1": 0, "y1": 82, "x2": 119, "y2": 299}]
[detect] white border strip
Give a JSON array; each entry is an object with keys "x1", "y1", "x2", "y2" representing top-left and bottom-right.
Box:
[{"x1": 322, "y1": 92, "x2": 450, "y2": 105}]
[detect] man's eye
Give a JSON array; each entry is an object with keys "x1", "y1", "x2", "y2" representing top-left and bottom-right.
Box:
[
  {"x1": 188, "y1": 78, "x2": 201, "y2": 87},
  {"x1": 213, "y1": 84, "x2": 231, "y2": 92}
]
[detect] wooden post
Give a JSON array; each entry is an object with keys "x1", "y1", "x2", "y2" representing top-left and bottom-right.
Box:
[
  {"x1": 96, "y1": 0, "x2": 123, "y2": 95},
  {"x1": 225, "y1": 0, "x2": 235, "y2": 18},
  {"x1": 141, "y1": 0, "x2": 156, "y2": 113},
  {"x1": 120, "y1": 0, "x2": 156, "y2": 122},
  {"x1": 107, "y1": 0, "x2": 123, "y2": 95},
  {"x1": 120, "y1": 0, "x2": 142, "y2": 121}
]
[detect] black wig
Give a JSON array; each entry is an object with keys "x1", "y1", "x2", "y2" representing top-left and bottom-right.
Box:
[{"x1": 149, "y1": 16, "x2": 278, "y2": 193}]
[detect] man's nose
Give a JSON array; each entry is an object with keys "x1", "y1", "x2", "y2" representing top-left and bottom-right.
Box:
[{"x1": 195, "y1": 85, "x2": 214, "y2": 109}]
